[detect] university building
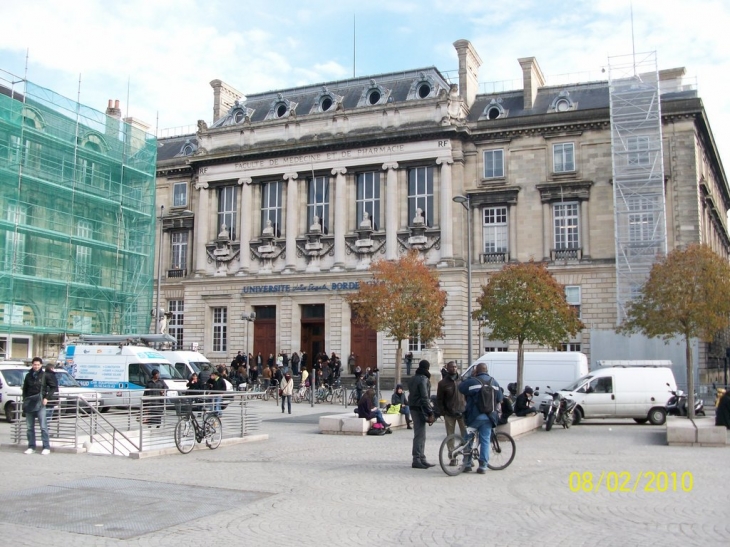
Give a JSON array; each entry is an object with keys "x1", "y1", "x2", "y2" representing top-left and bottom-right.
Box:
[{"x1": 155, "y1": 40, "x2": 730, "y2": 386}]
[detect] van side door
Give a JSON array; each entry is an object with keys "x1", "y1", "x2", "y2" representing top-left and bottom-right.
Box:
[{"x1": 580, "y1": 376, "x2": 616, "y2": 417}]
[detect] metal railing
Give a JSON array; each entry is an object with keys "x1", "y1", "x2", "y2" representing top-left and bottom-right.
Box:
[{"x1": 7, "y1": 391, "x2": 261, "y2": 456}]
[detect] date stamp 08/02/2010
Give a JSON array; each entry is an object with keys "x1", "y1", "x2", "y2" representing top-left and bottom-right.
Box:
[{"x1": 568, "y1": 471, "x2": 694, "y2": 493}]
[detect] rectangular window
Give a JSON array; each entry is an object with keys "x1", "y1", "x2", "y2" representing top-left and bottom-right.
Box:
[
  {"x1": 261, "y1": 181, "x2": 284, "y2": 237},
  {"x1": 627, "y1": 136, "x2": 650, "y2": 166},
  {"x1": 75, "y1": 220, "x2": 93, "y2": 282},
  {"x1": 483, "y1": 149, "x2": 504, "y2": 178},
  {"x1": 565, "y1": 285, "x2": 581, "y2": 318},
  {"x1": 212, "y1": 307, "x2": 227, "y2": 352},
  {"x1": 171, "y1": 232, "x2": 188, "y2": 270},
  {"x1": 307, "y1": 176, "x2": 330, "y2": 233},
  {"x1": 173, "y1": 182, "x2": 188, "y2": 207},
  {"x1": 217, "y1": 186, "x2": 238, "y2": 240},
  {"x1": 356, "y1": 172, "x2": 381, "y2": 230},
  {"x1": 482, "y1": 207, "x2": 508, "y2": 253},
  {"x1": 484, "y1": 346, "x2": 509, "y2": 352},
  {"x1": 553, "y1": 202, "x2": 580, "y2": 250},
  {"x1": 3, "y1": 203, "x2": 28, "y2": 274},
  {"x1": 408, "y1": 334, "x2": 425, "y2": 352},
  {"x1": 628, "y1": 196, "x2": 657, "y2": 244},
  {"x1": 553, "y1": 143, "x2": 575, "y2": 173},
  {"x1": 408, "y1": 166, "x2": 434, "y2": 226},
  {"x1": 560, "y1": 343, "x2": 581, "y2": 352},
  {"x1": 168, "y1": 300, "x2": 184, "y2": 349}
]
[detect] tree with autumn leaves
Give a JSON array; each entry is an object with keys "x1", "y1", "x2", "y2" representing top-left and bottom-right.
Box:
[
  {"x1": 347, "y1": 251, "x2": 448, "y2": 384},
  {"x1": 473, "y1": 261, "x2": 584, "y2": 392},
  {"x1": 618, "y1": 244, "x2": 730, "y2": 419}
]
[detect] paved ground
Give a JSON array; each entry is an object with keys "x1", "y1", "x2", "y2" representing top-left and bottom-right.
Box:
[{"x1": 0, "y1": 395, "x2": 728, "y2": 546}]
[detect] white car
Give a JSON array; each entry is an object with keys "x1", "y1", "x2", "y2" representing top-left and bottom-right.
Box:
[{"x1": 0, "y1": 364, "x2": 104, "y2": 422}]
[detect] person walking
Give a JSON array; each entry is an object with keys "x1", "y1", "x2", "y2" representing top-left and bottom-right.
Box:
[
  {"x1": 22, "y1": 357, "x2": 58, "y2": 455},
  {"x1": 144, "y1": 369, "x2": 166, "y2": 427},
  {"x1": 458, "y1": 363, "x2": 502, "y2": 474},
  {"x1": 281, "y1": 373, "x2": 294, "y2": 414},
  {"x1": 437, "y1": 361, "x2": 467, "y2": 466},
  {"x1": 407, "y1": 360, "x2": 436, "y2": 469},
  {"x1": 391, "y1": 383, "x2": 412, "y2": 429}
]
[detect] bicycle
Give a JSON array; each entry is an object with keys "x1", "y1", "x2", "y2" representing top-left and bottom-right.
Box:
[
  {"x1": 262, "y1": 383, "x2": 279, "y2": 402},
  {"x1": 347, "y1": 389, "x2": 360, "y2": 405},
  {"x1": 293, "y1": 384, "x2": 310, "y2": 403},
  {"x1": 438, "y1": 426, "x2": 515, "y2": 476},
  {"x1": 174, "y1": 399, "x2": 223, "y2": 454}
]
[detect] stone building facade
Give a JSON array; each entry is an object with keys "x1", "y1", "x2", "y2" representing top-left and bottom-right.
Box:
[{"x1": 154, "y1": 39, "x2": 730, "y2": 384}]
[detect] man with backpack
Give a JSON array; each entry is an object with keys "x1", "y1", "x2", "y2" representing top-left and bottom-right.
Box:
[{"x1": 458, "y1": 363, "x2": 502, "y2": 474}]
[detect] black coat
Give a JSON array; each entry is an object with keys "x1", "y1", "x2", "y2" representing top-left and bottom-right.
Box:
[
  {"x1": 22, "y1": 369, "x2": 58, "y2": 402},
  {"x1": 716, "y1": 392, "x2": 730, "y2": 428}
]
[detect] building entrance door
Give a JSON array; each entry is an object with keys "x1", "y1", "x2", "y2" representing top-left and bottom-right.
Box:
[
  {"x1": 253, "y1": 306, "x2": 276, "y2": 363},
  {"x1": 350, "y1": 312, "x2": 377, "y2": 373},
  {"x1": 300, "y1": 304, "x2": 325, "y2": 369}
]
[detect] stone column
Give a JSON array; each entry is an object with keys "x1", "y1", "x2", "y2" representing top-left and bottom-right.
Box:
[
  {"x1": 436, "y1": 157, "x2": 454, "y2": 263},
  {"x1": 508, "y1": 203, "x2": 517, "y2": 261},
  {"x1": 581, "y1": 199, "x2": 590, "y2": 258},
  {"x1": 332, "y1": 167, "x2": 347, "y2": 270},
  {"x1": 237, "y1": 177, "x2": 252, "y2": 274},
  {"x1": 194, "y1": 178, "x2": 210, "y2": 276},
  {"x1": 383, "y1": 162, "x2": 399, "y2": 260},
  {"x1": 284, "y1": 172, "x2": 299, "y2": 273},
  {"x1": 542, "y1": 202, "x2": 552, "y2": 260}
]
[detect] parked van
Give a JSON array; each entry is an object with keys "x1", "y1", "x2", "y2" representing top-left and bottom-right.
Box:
[
  {"x1": 65, "y1": 344, "x2": 188, "y2": 408},
  {"x1": 462, "y1": 352, "x2": 589, "y2": 394},
  {"x1": 160, "y1": 350, "x2": 211, "y2": 380},
  {"x1": 556, "y1": 364, "x2": 677, "y2": 425}
]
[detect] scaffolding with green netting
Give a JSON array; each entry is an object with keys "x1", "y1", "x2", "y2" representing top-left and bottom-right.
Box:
[{"x1": 0, "y1": 70, "x2": 157, "y2": 358}]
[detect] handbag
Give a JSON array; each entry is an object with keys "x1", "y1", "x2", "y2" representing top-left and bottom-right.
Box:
[
  {"x1": 278, "y1": 388, "x2": 283, "y2": 397},
  {"x1": 23, "y1": 394, "x2": 42, "y2": 413}
]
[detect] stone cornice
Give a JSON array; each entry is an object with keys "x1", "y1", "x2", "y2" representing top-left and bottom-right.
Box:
[{"x1": 536, "y1": 180, "x2": 593, "y2": 202}]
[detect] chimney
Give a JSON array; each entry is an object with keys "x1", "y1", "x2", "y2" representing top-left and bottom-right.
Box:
[
  {"x1": 210, "y1": 79, "x2": 244, "y2": 122},
  {"x1": 105, "y1": 99, "x2": 122, "y2": 138},
  {"x1": 453, "y1": 40, "x2": 482, "y2": 109},
  {"x1": 518, "y1": 57, "x2": 545, "y2": 110}
]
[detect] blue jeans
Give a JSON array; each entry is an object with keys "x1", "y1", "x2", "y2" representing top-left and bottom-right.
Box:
[
  {"x1": 465, "y1": 414, "x2": 493, "y2": 470},
  {"x1": 26, "y1": 406, "x2": 50, "y2": 450},
  {"x1": 281, "y1": 395, "x2": 291, "y2": 413}
]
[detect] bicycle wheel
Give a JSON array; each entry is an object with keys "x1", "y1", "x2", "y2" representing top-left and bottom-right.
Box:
[
  {"x1": 439, "y1": 434, "x2": 468, "y2": 476},
  {"x1": 348, "y1": 390, "x2": 358, "y2": 405},
  {"x1": 293, "y1": 392, "x2": 302, "y2": 403},
  {"x1": 333, "y1": 388, "x2": 344, "y2": 404},
  {"x1": 174, "y1": 417, "x2": 196, "y2": 454},
  {"x1": 204, "y1": 414, "x2": 222, "y2": 449},
  {"x1": 487, "y1": 431, "x2": 516, "y2": 470}
]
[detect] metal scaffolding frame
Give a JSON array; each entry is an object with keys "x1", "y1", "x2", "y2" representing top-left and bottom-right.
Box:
[{"x1": 608, "y1": 51, "x2": 668, "y2": 323}]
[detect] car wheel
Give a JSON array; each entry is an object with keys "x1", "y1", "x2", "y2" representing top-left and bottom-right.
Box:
[
  {"x1": 572, "y1": 407, "x2": 582, "y2": 425},
  {"x1": 633, "y1": 418, "x2": 648, "y2": 424},
  {"x1": 4, "y1": 401, "x2": 16, "y2": 423},
  {"x1": 100, "y1": 406, "x2": 110, "y2": 413},
  {"x1": 648, "y1": 407, "x2": 666, "y2": 426}
]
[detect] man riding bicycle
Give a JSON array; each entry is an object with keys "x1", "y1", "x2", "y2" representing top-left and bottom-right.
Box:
[{"x1": 458, "y1": 363, "x2": 502, "y2": 474}]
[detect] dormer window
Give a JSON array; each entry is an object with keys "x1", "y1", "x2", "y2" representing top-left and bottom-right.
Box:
[
  {"x1": 321, "y1": 96, "x2": 333, "y2": 111},
  {"x1": 480, "y1": 98, "x2": 506, "y2": 121},
  {"x1": 357, "y1": 80, "x2": 390, "y2": 108},
  {"x1": 367, "y1": 89, "x2": 381, "y2": 105},
  {"x1": 417, "y1": 82, "x2": 431, "y2": 98},
  {"x1": 265, "y1": 94, "x2": 297, "y2": 120},
  {"x1": 234, "y1": 110, "x2": 245, "y2": 123},
  {"x1": 276, "y1": 103, "x2": 288, "y2": 118},
  {"x1": 550, "y1": 91, "x2": 575, "y2": 113}
]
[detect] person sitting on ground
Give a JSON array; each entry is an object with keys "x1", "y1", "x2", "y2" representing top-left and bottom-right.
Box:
[
  {"x1": 357, "y1": 389, "x2": 391, "y2": 431},
  {"x1": 514, "y1": 386, "x2": 538, "y2": 416},
  {"x1": 391, "y1": 383, "x2": 412, "y2": 429}
]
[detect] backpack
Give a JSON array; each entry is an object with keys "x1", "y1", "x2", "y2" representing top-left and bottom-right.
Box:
[{"x1": 476, "y1": 377, "x2": 495, "y2": 415}]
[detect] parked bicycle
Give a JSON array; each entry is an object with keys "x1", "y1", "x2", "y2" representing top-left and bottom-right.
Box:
[
  {"x1": 262, "y1": 383, "x2": 279, "y2": 402},
  {"x1": 293, "y1": 384, "x2": 310, "y2": 403},
  {"x1": 174, "y1": 398, "x2": 223, "y2": 454},
  {"x1": 438, "y1": 427, "x2": 515, "y2": 476}
]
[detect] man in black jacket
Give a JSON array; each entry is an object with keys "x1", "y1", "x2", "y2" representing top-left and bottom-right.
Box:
[
  {"x1": 437, "y1": 361, "x2": 466, "y2": 466},
  {"x1": 22, "y1": 357, "x2": 58, "y2": 455},
  {"x1": 206, "y1": 370, "x2": 226, "y2": 415},
  {"x1": 407, "y1": 360, "x2": 436, "y2": 469},
  {"x1": 514, "y1": 386, "x2": 538, "y2": 416}
]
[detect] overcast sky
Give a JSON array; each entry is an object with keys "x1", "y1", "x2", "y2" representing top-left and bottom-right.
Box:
[{"x1": 1, "y1": 0, "x2": 729, "y2": 158}]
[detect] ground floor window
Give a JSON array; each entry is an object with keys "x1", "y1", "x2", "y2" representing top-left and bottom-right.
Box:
[{"x1": 212, "y1": 307, "x2": 227, "y2": 352}]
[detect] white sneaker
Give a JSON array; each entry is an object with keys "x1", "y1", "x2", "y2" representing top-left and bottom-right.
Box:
[
  {"x1": 41, "y1": 449, "x2": 51, "y2": 456},
  {"x1": 24, "y1": 448, "x2": 35, "y2": 455}
]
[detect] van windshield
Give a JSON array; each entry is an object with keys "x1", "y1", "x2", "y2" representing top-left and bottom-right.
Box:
[
  {"x1": 142, "y1": 363, "x2": 184, "y2": 380},
  {"x1": 563, "y1": 375, "x2": 593, "y2": 392},
  {"x1": 188, "y1": 362, "x2": 205, "y2": 374},
  {"x1": 0, "y1": 368, "x2": 27, "y2": 386}
]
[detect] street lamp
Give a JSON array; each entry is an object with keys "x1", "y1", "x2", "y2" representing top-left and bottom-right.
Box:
[
  {"x1": 154, "y1": 205, "x2": 164, "y2": 334},
  {"x1": 241, "y1": 312, "x2": 256, "y2": 362},
  {"x1": 453, "y1": 194, "x2": 473, "y2": 367}
]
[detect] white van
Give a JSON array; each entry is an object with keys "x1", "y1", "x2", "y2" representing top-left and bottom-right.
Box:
[
  {"x1": 160, "y1": 350, "x2": 211, "y2": 380},
  {"x1": 462, "y1": 352, "x2": 589, "y2": 394},
  {"x1": 65, "y1": 345, "x2": 188, "y2": 407},
  {"x1": 557, "y1": 364, "x2": 677, "y2": 425}
]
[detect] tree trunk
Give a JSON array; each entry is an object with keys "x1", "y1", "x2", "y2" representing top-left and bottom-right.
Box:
[
  {"x1": 395, "y1": 341, "x2": 403, "y2": 385},
  {"x1": 685, "y1": 333, "x2": 695, "y2": 420},
  {"x1": 516, "y1": 340, "x2": 525, "y2": 393}
]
